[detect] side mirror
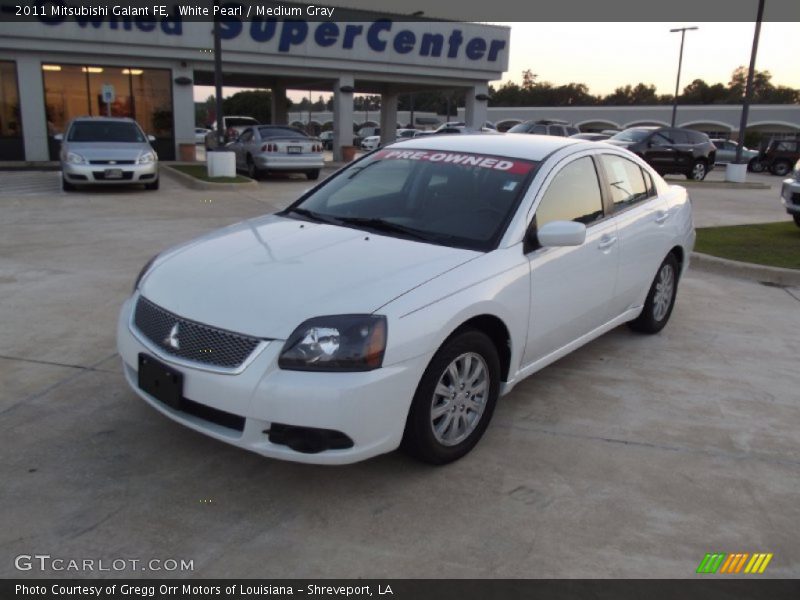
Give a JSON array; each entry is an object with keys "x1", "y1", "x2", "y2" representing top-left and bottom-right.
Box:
[
  {"x1": 147, "y1": 135, "x2": 156, "y2": 142},
  {"x1": 53, "y1": 133, "x2": 63, "y2": 142},
  {"x1": 537, "y1": 221, "x2": 587, "y2": 247}
]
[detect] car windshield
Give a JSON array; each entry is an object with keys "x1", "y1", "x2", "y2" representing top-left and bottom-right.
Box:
[
  {"x1": 507, "y1": 123, "x2": 531, "y2": 133},
  {"x1": 67, "y1": 121, "x2": 145, "y2": 143},
  {"x1": 259, "y1": 127, "x2": 307, "y2": 139},
  {"x1": 284, "y1": 148, "x2": 538, "y2": 251},
  {"x1": 611, "y1": 129, "x2": 652, "y2": 142}
]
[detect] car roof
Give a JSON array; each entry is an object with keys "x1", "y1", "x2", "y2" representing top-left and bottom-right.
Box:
[{"x1": 387, "y1": 132, "x2": 586, "y2": 161}]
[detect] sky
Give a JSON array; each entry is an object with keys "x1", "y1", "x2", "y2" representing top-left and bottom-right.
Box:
[{"x1": 194, "y1": 22, "x2": 800, "y2": 103}]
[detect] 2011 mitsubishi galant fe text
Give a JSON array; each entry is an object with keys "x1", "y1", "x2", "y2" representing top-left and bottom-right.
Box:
[{"x1": 117, "y1": 134, "x2": 695, "y2": 465}]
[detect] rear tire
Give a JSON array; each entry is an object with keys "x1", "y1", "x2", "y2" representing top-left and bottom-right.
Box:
[
  {"x1": 306, "y1": 169, "x2": 320, "y2": 181},
  {"x1": 686, "y1": 160, "x2": 707, "y2": 181},
  {"x1": 402, "y1": 330, "x2": 501, "y2": 465},
  {"x1": 246, "y1": 156, "x2": 261, "y2": 180},
  {"x1": 770, "y1": 160, "x2": 792, "y2": 177},
  {"x1": 628, "y1": 254, "x2": 680, "y2": 334},
  {"x1": 62, "y1": 176, "x2": 76, "y2": 192}
]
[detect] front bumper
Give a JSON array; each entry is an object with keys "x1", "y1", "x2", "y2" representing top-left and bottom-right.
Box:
[
  {"x1": 116, "y1": 296, "x2": 428, "y2": 464},
  {"x1": 781, "y1": 178, "x2": 800, "y2": 215},
  {"x1": 253, "y1": 154, "x2": 324, "y2": 172},
  {"x1": 62, "y1": 161, "x2": 158, "y2": 184}
]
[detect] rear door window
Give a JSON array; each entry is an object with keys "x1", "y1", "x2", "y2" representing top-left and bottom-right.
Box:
[{"x1": 600, "y1": 154, "x2": 650, "y2": 210}]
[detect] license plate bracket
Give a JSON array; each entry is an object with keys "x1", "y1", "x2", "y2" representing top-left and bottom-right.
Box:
[
  {"x1": 138, "y1": 353, "x2": 183, "y2": 410},
  {"x1": 104, "y1": 168, "x2": 123, "y2": 179}
]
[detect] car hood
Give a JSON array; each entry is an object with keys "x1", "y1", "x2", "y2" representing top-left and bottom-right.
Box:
[
  {"x1": 138, "y1": 214, "x2": 479, "y2": 339},
  {"x1": 64, "y1": 142, "x2": 153, "y2": 160}
]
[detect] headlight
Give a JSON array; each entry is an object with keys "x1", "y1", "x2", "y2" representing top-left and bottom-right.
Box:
[
  {"x1": 279, "y1": 315, "x2": 387, "y2": 372},
  {"x1": 139, "y1": 151, "x2": 156, "y2": 164},
  {"x1": 133, "y1": 253, "x2": 160, "y2": 292},
  {"x1": 66, "y1": 152, "x2": 86, "y2": 164}
]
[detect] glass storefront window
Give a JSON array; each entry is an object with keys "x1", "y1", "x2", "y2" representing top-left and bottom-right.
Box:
[
  {"x1": 0, "y1": 61, "x2": 21, "y2": 137},
  {"x1": 42, "y1": 63, "x2": 174, "y2": 159}
]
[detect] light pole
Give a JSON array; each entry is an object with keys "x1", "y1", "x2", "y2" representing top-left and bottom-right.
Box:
[
  {"x1": 735, "y1": 0, "x2": 765, "y2": 164},
  {"x1": 670, "y1": 26, "x2": 698, "y2": 128}
]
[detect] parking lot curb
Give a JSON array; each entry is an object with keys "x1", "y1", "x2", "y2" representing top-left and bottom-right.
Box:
[
  {"x1": 672, "y1": 180, "x2": 771, "y2": 190},
  {"x1": 691, "y1": 252, "x2": 800, "y2": 286},
  {"x1": 0, "y1": 161, "x2": 59, "y2": 171},
  {"x1": 162, "y1": 164, "x2": 257, "y2": 190}
]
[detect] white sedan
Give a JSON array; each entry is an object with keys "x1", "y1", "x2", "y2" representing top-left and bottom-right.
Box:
[
  {"x1": 117, "y1": 134, "x2": 695, "y2": 465},
  {"x1": 361, "y1": 129, "x2": 417, "y2": 151}
]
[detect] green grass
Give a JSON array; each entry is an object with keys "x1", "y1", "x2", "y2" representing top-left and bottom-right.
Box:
[
  {"x1": 695, "y1": 221, "x2": 800, "y2": 270},
  {"x1": 170, "y1": 164, "x2": 251, "y2": 183}
]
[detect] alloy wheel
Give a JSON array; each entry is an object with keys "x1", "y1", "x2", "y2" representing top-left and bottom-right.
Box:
[
  {"x1": 430, "y1": 352, "x2": 489, "y2": 447},
  {"x1": 652, "y1": 263, "x2": 675, "y2": 322}
]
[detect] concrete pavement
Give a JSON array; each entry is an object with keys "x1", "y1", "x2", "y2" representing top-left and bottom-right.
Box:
[{"x1": 0, "y1": 167, "x2": 798, "y2": 579}]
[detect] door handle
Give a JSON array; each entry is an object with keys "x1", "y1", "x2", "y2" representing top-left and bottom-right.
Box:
[
  {"x1": 655, "y1": 211, "x2": 669, "y2": 224},
  {"x1": 598, "y1": 235, "x2": 617, "y2": 251}
]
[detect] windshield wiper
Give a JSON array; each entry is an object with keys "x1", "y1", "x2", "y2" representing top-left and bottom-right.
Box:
[
  {"x1": 284, "y1": 207, "x2": 336, "y2": 224},
  {"x1": 335, "y1": 217, "x2": 435, "y2": 242}
]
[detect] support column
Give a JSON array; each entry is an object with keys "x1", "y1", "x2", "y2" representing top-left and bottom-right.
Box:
[
  {"x1": 172, "y1": 63, "x2": 195, "y2": 160},
  {"x1": 464, "y1": 82, "x2": 489, "y2": 131},
  {"x1": 333, "y1": 75, "x2": 354, "y2": 162},
  {"x1": 16, "y1": 55, "x2": 48, "y2": 161},
  {"x1": 379, "y1": 90, "x2": 399, "y2": 147},
  {"x1": 271, "y1": 83, "x2": 288, "y2": 125}
]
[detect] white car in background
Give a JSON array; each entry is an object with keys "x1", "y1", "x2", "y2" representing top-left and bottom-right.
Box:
[
  {"x1": 118, "y1": 134, "x2": 695, "y2": 465},
  {"x1": 194, "y1": 127, "x2": 211, "y2": 144},
  {"x1": 361, "y1": 128, "x2": 417, "y2": 151}
]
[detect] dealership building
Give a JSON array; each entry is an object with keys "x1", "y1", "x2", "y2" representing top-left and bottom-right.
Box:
[
  {"x1": 2, "y1": 13, "x2": 798, "y2": 164},
  {"x1": 0, "y1": 13, "x2": 509, "y2": 161}
]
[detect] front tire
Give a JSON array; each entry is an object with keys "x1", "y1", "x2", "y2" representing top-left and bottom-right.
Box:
[
  {"x1": 793, "y1": 214, "x2": 800, "y2": 228},
  {"x1": 402, "y1": 330, "x2": 501, "y2": 465},
  {"x1": 144, "y1": 179, "x2": 159, "y2": 191},
  {"x1": 749, "y1": 159, "x2": 766, "y2": 173},
  {"x1": 687, "y1": 160, "x2": 707, "y2": 181},
  {"x1": 628, "y1": 254, "x2": 679, "y2": 334},
  {"x1": 62, "y1": 176, "x2": 76, "y2": 192}
]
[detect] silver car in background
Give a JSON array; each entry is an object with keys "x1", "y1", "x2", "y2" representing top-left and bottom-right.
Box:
[
  {"x1": 229, "y1": 125, "x2": 324, "y2": 180},
  {"x1": 58, "y1": 117, "x2": 159, "y2": 191},
  {"x1": 710, "y1": 138, "x2": 760, "y2": 169}
]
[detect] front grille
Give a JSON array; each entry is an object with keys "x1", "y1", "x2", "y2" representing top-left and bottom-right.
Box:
[
  {"x1": 90, "y1": 160, "x2": 136, "y2": 165},
  {"x1": 93, "y1": 171, "x2": 134, "y2": 180},
  {"x1": 133, "y1": 296, "x2": 261, "y2": 369}
]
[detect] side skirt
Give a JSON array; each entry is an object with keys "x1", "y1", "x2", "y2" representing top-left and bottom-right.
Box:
[{"x1": 500, "y1": 306, "x2": 643, "y2": 396}]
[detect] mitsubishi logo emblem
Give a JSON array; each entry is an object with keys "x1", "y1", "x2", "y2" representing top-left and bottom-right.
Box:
[{"x1": 164, "y1": 323, "x2": 180, "y2": 350}]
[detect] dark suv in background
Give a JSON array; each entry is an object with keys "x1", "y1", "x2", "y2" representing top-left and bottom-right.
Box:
[
  {"x1": 752, "y1": 139, "x2": 800, "y2": 177},
  {"x1": 607, "y1": 126, "x2": 716, "y2": 180}
]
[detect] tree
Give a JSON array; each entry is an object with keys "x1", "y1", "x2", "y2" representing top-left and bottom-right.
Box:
[
  {"x1": 680, "y1": 79, "x2": 729, "y2": 104},
  {"x1": 728, "y1": 66, "x2": 800, "y2": 104},
  {"x1": 222, "y1": 90, "x2": 272, "y2": 123}
]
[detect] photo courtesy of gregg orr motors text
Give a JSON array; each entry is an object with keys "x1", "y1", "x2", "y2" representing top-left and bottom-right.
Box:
[
  {"x1": 15, "y1": 584, "x2": 391, "y2": 597},
  {"x1": 14, "y1": 554, "x2": 194, "y2": 573}
]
